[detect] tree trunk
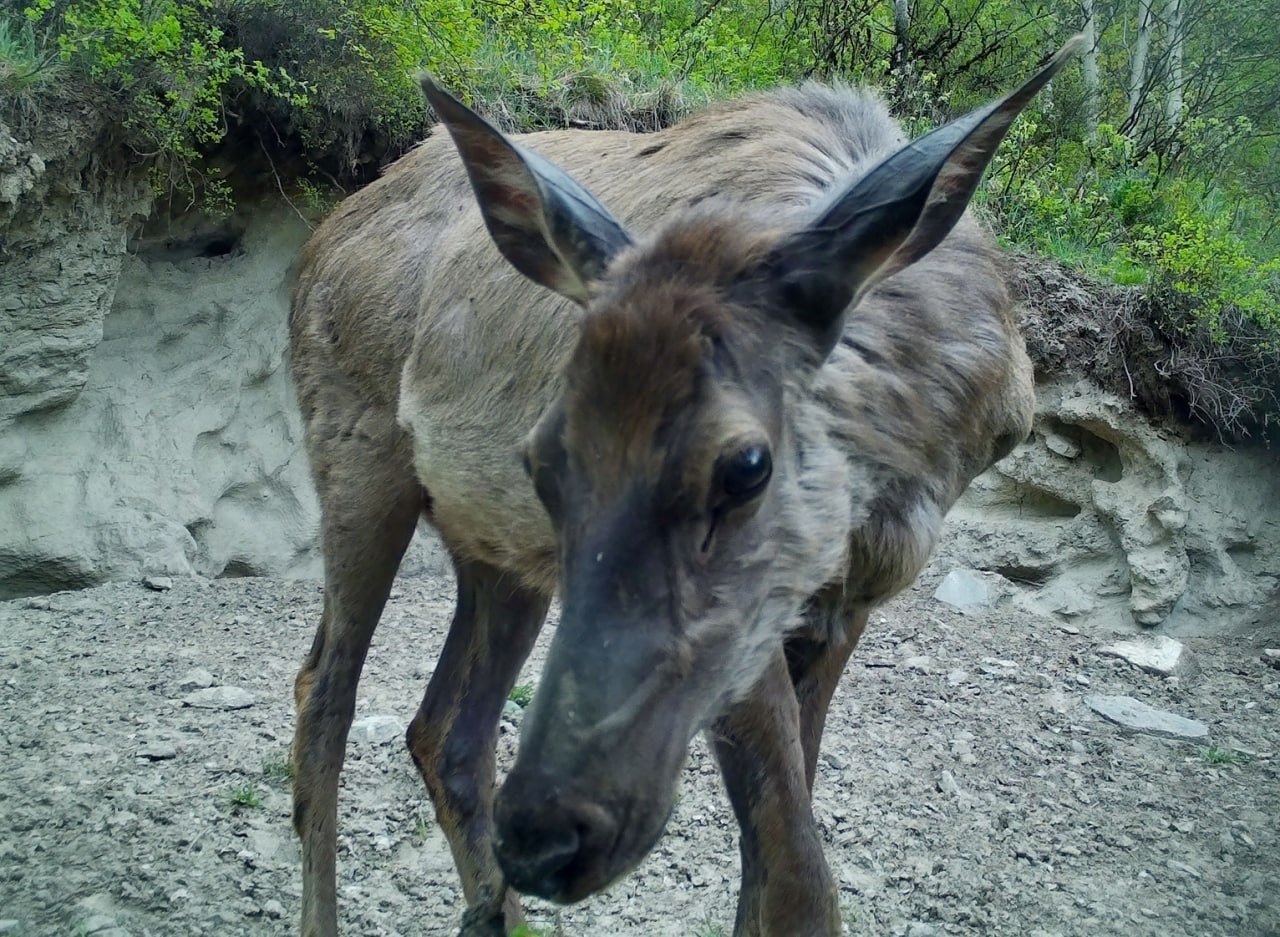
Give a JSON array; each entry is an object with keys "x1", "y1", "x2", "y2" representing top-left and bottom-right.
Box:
[
  {"x1": 1165, "y1": 0, "x2": 1185, "y2": 132},
  {"x1": 1081, "y1": 0, "x2": 1101, "y2": 138},
  {"x1": 891, "y1": 0, "x2": 911, "y2": 74},
  {"x1": 1126, "y1": 0, "x2": 1154, "y2": 125}
]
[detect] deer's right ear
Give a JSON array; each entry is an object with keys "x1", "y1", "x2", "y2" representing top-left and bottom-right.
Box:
[
  {"x1": 749, "y1": 35, "x2": 1083, "y2": 365},
  {"x1": 421, "y1": 76, "x2": 633, "y2": 306}
]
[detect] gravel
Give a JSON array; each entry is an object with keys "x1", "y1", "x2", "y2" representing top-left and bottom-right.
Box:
[{"x1": 1, "y1": 574, "x2": 1277, "y2": 936}]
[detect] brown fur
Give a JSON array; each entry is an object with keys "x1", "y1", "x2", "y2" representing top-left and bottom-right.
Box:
[{"x1": 289, "y1": 81, "x2": 1035, "y2": 937}]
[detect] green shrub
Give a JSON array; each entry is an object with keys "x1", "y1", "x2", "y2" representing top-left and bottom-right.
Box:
[
  {"x1": 22, "y1": 0, "x2": 306, "y2": 205},
  {"x1": 0, "y1": 13, "x2": 58, "y2": 91},
  {"x1": 1128, "y1": 211, "x2": 1280, "y2": 347},
  {"x1": 218, "y1": 0, "x2": 482, "y2": 166},
  {"x1": 7, "y1": 0, "x2": 1277, "y2": 434}
]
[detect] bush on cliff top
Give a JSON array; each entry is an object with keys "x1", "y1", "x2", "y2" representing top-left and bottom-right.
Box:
[{"x1": 2, "y1": 0, "x2": 1277, "y2": 440}]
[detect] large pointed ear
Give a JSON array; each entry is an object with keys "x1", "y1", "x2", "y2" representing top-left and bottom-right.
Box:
[
  {"x1": 756, "y1": 35, "x2": 1084, "y2": 355},
  {"x1": 420, "y1": 76, "x2": 633, "y2": 306}
]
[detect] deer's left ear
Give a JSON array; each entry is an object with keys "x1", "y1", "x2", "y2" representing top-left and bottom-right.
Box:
[
  {"x1": 756, "y1": 35, "x2": 1083, "y2": 359},
  {"x1": 421, "y1": 76, "x2": 634, "y2": 306}
]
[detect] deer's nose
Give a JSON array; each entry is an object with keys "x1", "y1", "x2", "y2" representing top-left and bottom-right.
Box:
[
  {"x1": 495, "y1": 811, "x2": 581, "y2": 899},
  {"x1": 494, "y1": 783, "x2": 618, "y2": 902}
]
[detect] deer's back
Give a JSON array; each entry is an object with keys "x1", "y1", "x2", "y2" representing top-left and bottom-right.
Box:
[{"x1": 291, "y1": 86, "x2": 1032, "y2": 594}]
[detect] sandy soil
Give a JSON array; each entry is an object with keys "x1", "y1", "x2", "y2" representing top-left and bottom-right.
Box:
[{"x1": 1, "y1": 571, "x2": 1277, "y2": 937}]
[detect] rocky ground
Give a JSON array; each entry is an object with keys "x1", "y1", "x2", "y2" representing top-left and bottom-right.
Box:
[{"x1": 1, "y1": 570, "x2": 1278, "y2": 937}]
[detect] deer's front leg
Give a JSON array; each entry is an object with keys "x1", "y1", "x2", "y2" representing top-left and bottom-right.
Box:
[
  {"x1": 709, "y1": 648, "x2": 840, "y2": 937},
  {"x1": 292, "y1": 410, "x2": 422, "y2": 937},
  {"x1": 406, "y1": 558, "x2": 549, "y2": 936}
]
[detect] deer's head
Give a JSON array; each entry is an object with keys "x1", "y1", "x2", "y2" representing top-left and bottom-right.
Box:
[{"x1": 422, "y1": 37, "x2": 1080, "y2": 904}]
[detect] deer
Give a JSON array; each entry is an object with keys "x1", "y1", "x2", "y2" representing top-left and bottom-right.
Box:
[{"x1": 287, "y1": 37, "x2": 1082, "y2": 937}]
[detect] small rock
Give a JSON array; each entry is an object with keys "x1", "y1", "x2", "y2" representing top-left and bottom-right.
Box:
[
  {"x1": 946, "y1": 668, "x2": 969, "y2": 687},
  {"x1": 23, "y1": 596, "x2": 52, "y2": 610},
  {"x1": 937, "y1": 770, "x2": 961, "y2": 797},
  {"x1": 177, "y1": 667, "x2": 215, "y2": 691},
  {"x1": 502, "y1": 699, "x2": 523, "y2": 718},
  {"x1": 182, "y1": 686, "x2": 254, "y2": 710},
  {"x1": 979, "y1": 658, "x2": 1019, "y2": 678},
  {"x1": 1167, "y1": 859, "x2": 1202, "y2": 879},
  {"x1": 902, "y1": 655, "x2": 932, "y2": 672},
  {"x1": 136, "y1": 739, "x2": 178, "y2": 761},
  {"x1": 349, "y1": 714, "x2": 404, "y2": 745},
  {"x1": 80, "y1": 915, "x2": 119, "y2": 934},
  {"x1": 1262, "y1": 649, "x2": 1280, "y2": 670},
  {"x1": 143, "y1": 575, "x2": 173, "y2": 592},
  {"x1": 1043, "y1": 688, "x2": 1073, "y2": 714},
  {"x1": 933, "y1": 569, "x2": 997, "y2": 611},
  {"x1": 821, "y1": 750, "x2": 848, "y2": 770},
  {"x1": 1011, "y1": 737, "x2": 1039, "y2": 757},
  {"x1": 1044, "y1": 432, "x2": 1082, "y2": 459},
  {"x1": 261, "y1": 900, "x2": 285, "y2": 919},
  {"x1": 1084, "y1": 694, "x2": 1208, "y2": 741},
  {"x1": 842, "y1": 869, "x2": 882, "y2": 895},
  {"x1": 1099, "y1": 635, "x2": 1194, "y2": 677},
  {"x1": 906, "y1": 923, "x2": 941, "y2": 937},
  {"x1": 1058, "y1": 624, "x2": 1081, "y2": 635},
  {"x1": 0, "y1": 920, "x2": 19, "y2": 934}
]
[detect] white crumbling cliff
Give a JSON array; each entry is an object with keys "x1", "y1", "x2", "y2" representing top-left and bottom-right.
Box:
[
  {"x1": 941, "y1": 380, "x2": 1279, "y2": 634},
  {"x1": 2, "y1": 112, "x2": 1275, "y2": 631}
]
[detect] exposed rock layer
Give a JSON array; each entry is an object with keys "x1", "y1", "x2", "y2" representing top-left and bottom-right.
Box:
[
  {"x1": 939, "y1": 380, "x2": 1279, "y2": 634},
  {"x1": 2, "y1": 114, "x2": 1275, "y2": 630},
  {"x1": 1, "y1": 202, "x2": 323, "y2": 594}
]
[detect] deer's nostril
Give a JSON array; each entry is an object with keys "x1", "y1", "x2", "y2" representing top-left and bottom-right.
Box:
[{"x1": 495, "y1": 812, "x2": 582, "y2": 900}]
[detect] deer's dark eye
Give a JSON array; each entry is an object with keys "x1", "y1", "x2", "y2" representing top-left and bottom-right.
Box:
[{"x1": 722, "y1": 445, "x2": 772, "y2": 499}]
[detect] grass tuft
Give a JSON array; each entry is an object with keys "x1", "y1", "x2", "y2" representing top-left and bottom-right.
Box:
[
  {"x1": 228, "y1": 781, "x2": 263, "y2": 809},
  {"x1": 262, "y1": 753, "x2": 294, "y2": 784},
  {"x1": 0, "y1": 16, "x2": 59, "y2": 92},
  {"x1": 1200, "y1": 746, "x2": 1248, "y2": 766}
]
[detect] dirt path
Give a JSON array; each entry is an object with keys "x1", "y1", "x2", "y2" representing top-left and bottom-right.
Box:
[{"x1": 1, "y1": 573, "x2": 1277, "y2": 936}]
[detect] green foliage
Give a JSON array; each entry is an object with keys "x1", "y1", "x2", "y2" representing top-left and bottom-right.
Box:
[
  {"x1": 22, "y1": 0, "x2": 305, "y2": 205},
  {"x1": 983, "y1": 121, "x2": 1155, "y2": 269},
  {"x1": 982, "y1": 112, "x2": 1280, "y2": 435},
  {"x1": 508, "y1": 683, "x2": 534, "y2": 708},
  {"x1": 10, "y1": 0, "x2": 1278, "y2": 433},
  {"x1": 222, "y1": 0, "x2": 481, "y2": 162},
  {"x1": 1127, "y1": 210, "x2": 1280, "y2": 348},
  {"x1": 412, "y1": 807, "x2": 431, "y2": 841},
  {"x1": 261, "y1": 753, "x2": 294, "y2": 783},
  {"x1": 228, "y1": 780, "x2": 262, "y2": 808},
  {"x1": 0, "y1": 13, "x2": 58, "y2": 90},
  {"x1": 1200, "y1": 746, "x2": 1248, "y2": 766}
]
